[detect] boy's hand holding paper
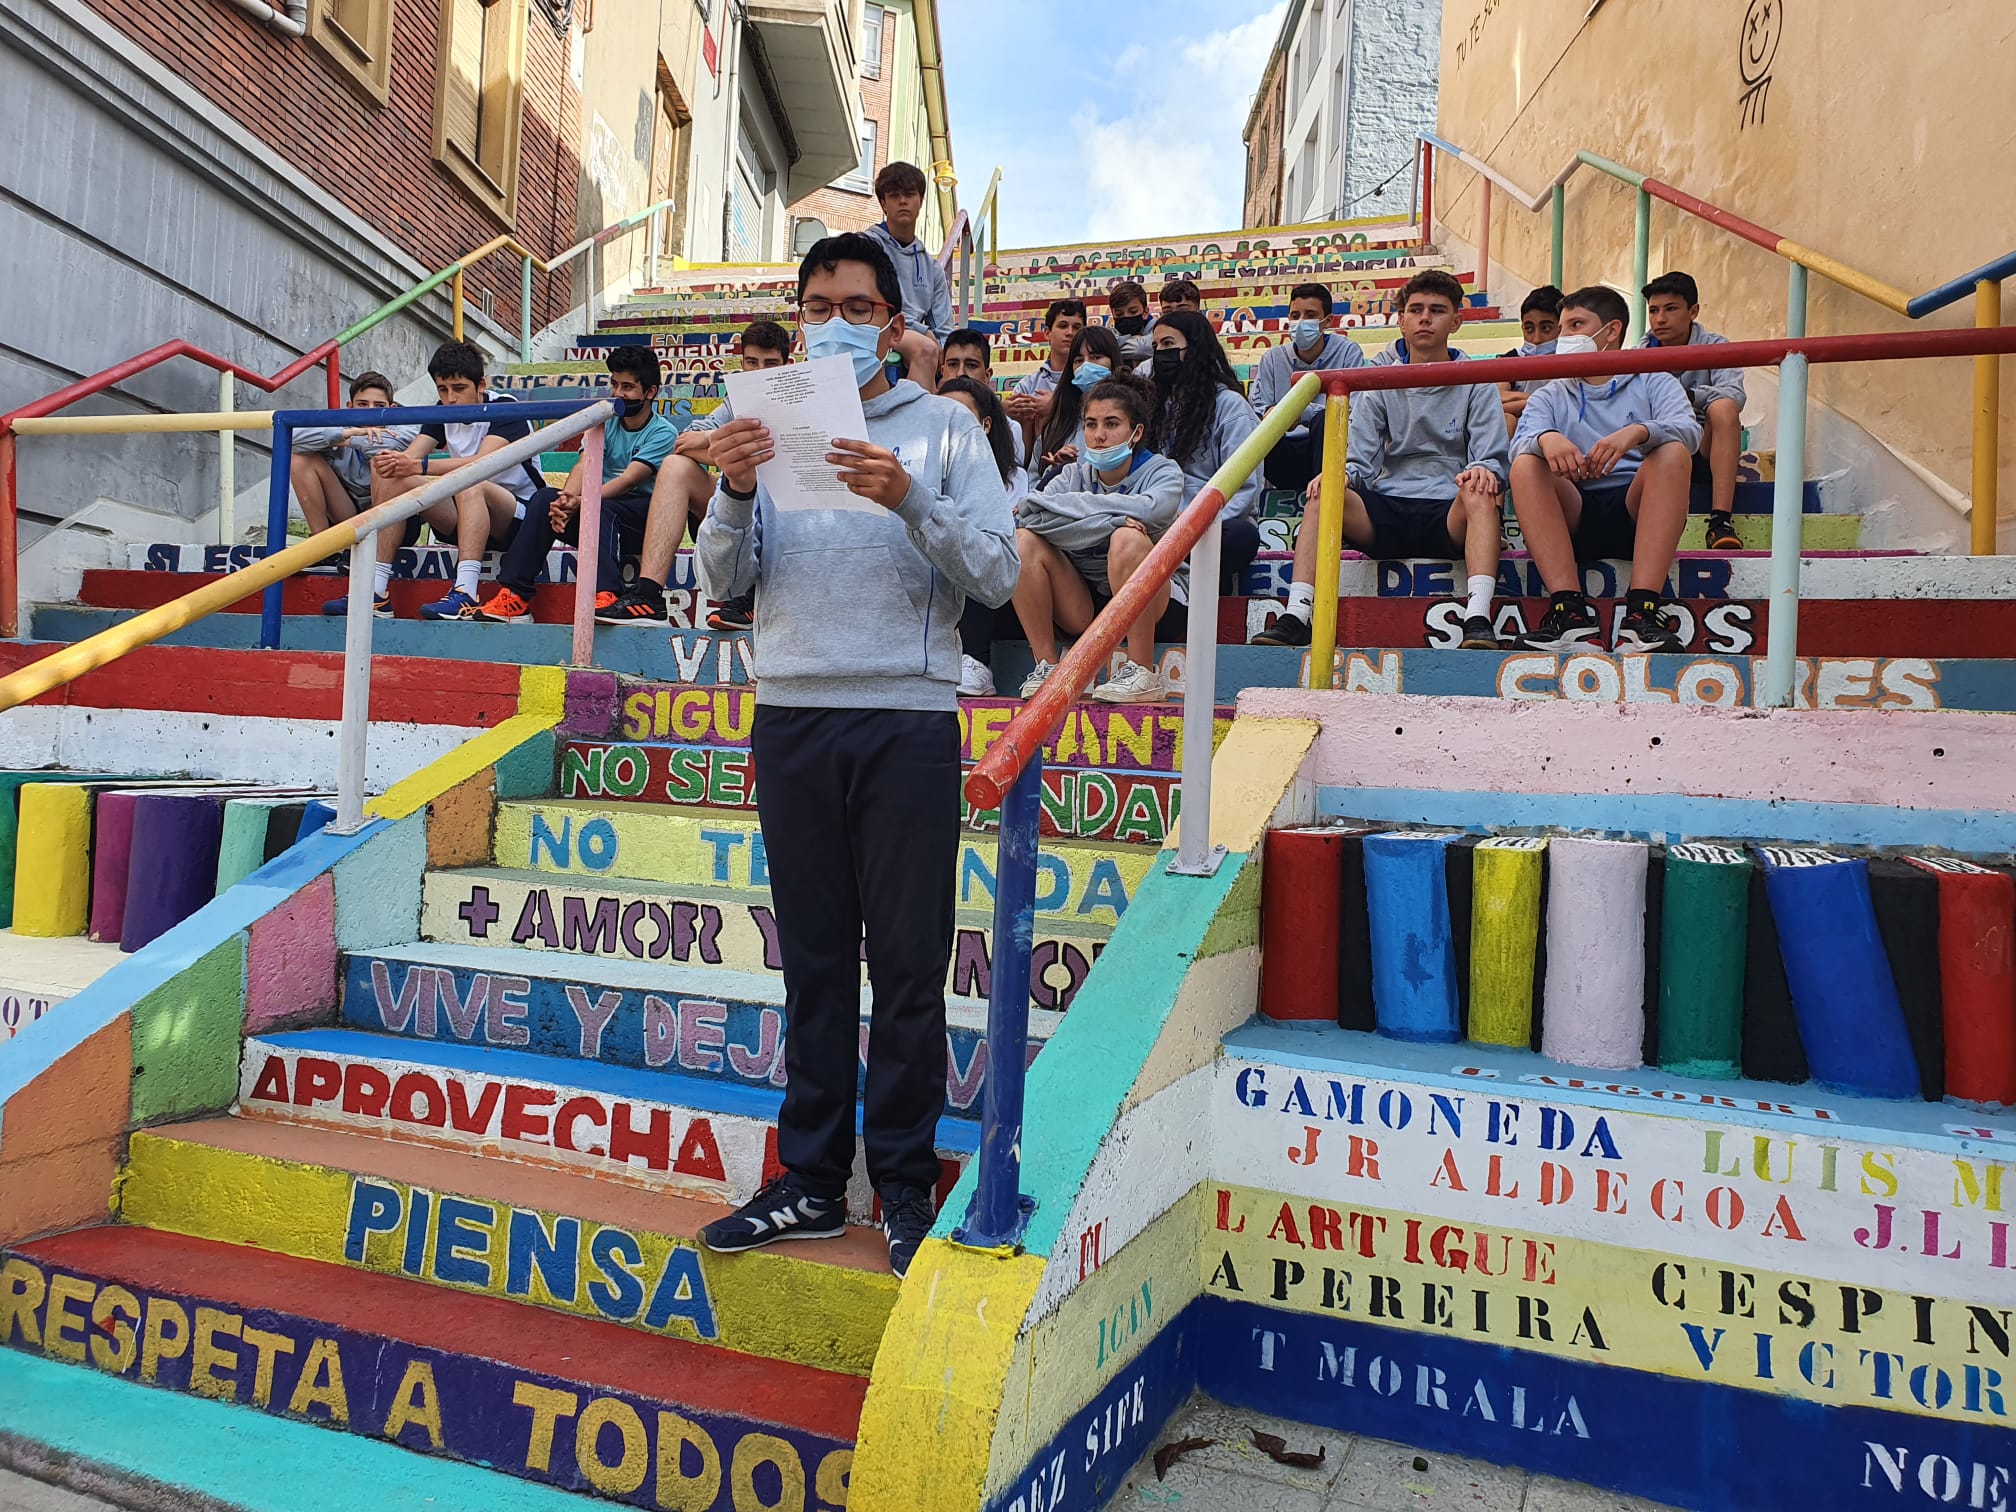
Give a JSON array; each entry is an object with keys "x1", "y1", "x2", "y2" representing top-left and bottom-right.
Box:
[{"x1": 721, "y1": 355, "x2": 886, "y2": 513}]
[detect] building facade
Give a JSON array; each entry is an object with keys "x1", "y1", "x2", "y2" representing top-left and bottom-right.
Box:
[
  {"x1": 1241, "y1": 44, "x2": 1287, "y2": 229},
  {"x1": 1248, "y1": 0, "x2": 1442, "y2": 228}
]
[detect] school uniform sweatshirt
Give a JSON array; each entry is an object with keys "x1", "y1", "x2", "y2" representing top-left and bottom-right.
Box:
[
  {"x1": 1510, "y1": 372, "x2": 1703, "y2": 484},
  {"x1": 1346, "y1": 363, "x2": 1511, "y2": 500},
  {"x1": 1165, "y1": 387, "x2": 1263, "y2": 521},
  {"x1": 1251, "y1": 333, "x2": 1364, "y2": 428},
  {"x1": 1638, "y1": 322, "x2": 1746, "y2": 415},
  {"x1": 863, "y1": 222, "x2": 954, "y2": 340},
  {"x1": 1020, "y1": 449, "x2": 1190, "y2": 603},
  {"x1": 694, "y1": 379, "x2": 1018, "y2": 711}
]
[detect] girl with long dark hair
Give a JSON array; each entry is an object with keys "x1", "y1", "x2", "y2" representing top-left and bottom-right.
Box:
[
  {"x1": 1149, "y1": 308, "x2": 1263, "y2": 589},
  {"x1": 941, "y1": 375, "x2": 1030, "y2": 697}
]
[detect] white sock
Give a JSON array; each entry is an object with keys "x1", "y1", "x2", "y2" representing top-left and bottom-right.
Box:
[
  {"x1": 1285, "y1": 581, "x2": 1316, "y2": 621},
  {"x1": 455, "y1": 559, "x2": 481, "y2": 598},
  {"x1": 1465, "y1": 574, "x2": 1494, "y2": 620},
  {"x1": 373, "y1": 561, "x2": 393, "y2": 596}
]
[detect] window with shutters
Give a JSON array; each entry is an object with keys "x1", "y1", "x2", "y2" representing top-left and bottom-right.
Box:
[
  {"x1": 309, "y1": 0, "x2": 395, "y2": 105},
  {"x1": 860, "y1": 6, "x2": 884, "y2": 80},
  {"x1": 432, "y1": 0, "x2": 529, "y2": 222}
]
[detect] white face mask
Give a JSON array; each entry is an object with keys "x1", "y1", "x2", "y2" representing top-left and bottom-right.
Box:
[{"x1": 1554, "y1": 333, "x2": 1600, "y2": 357}]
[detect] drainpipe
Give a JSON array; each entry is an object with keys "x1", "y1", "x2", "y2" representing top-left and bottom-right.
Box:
[
  {"x1": 221, "y1": 0, "x2": 307, "y2": 35},
  {"x1": 910, "y1": 0, "x2": 960, "y2": 235}
]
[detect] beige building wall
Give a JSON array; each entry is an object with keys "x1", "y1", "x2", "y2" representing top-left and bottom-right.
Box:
[{"x1": 1434, "y1": 0, "x2": 2015, "y2": 519}]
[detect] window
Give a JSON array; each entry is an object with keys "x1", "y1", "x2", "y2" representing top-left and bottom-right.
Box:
[
  {"x1": 433, "y1": 0, "x2": 529, "y2": 222},
  {"x1": 309, "y1": 0, "x2": 395, "y2": 105},
  {"x1": 861, "y1": 5, "x2": 884, "y2": 79},
  {"x1": 841, "y1": 118, "x2": 877, "y2": 192}
]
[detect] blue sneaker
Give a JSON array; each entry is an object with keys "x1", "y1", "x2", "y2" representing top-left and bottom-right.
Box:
[
  {"x1": 418, "y1": 589, "x2": 485, "y2": 620},
  {"x1": 322, "y1": 591, "x2": 392, "y2": 618},
  {"x1": 698, "y1": 1176, "x2": 846, "y2": 1254}
]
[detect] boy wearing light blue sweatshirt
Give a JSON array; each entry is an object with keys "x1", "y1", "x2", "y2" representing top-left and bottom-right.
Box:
[
  {"x1": 862, "y1": 161, "x2": 953, "y2": 389},
  {"x1": 1642, "y1": 271, "x2": 1747, "y2": 549},
  {"x1": 1252, "y1": 282, "x2": 1364, "y2": 493},
  {"x1": 1509, "y1": 285, "x2": 1702, "y2": 654},
  {"x1": 1255, "y1": 271, "x2": 1508, "y2": 652}
]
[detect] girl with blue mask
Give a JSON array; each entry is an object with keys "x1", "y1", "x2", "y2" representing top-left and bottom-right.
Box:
[{"x1": 1036, "y1": 326, "x2": 1127, "y2": 475}]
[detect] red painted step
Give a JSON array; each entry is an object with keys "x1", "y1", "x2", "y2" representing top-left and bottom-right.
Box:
[{"x1": 12, "y1": 1226, "x2": 866, "y2": 1441}]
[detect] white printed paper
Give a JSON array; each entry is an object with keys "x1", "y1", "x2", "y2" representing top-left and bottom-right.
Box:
[{"x1": 722, "y1": 355, "x2": 876, "y2": 512}]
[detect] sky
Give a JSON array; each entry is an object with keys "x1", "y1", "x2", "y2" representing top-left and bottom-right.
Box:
[{"x1": 936, "y1": 0, "x2": 1288, "y2": 250}]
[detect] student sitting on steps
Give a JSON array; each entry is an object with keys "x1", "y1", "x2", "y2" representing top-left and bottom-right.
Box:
[
  {"x1": 1012, "y1": 376, "x2": 1186, "y2": 705},
  {"x1": 1032, "y1": 326, "x2": 1128, "y2": 479},
  {"x1": 1254, "y1": 270, "x2": 1511, "y2": 652},
  {"x1": 1251, "y1": 281, "x2": 1365, "y2": 494},
  {"x1": 1150, "y1": 309, "x2": 1263, "y2": 591},
  {"x1": 637, "y1": 320, "x2": 793, "y2": 635},
  {"x1": 289, "y1": 371, "x2": 417, "y2": 534},
  {"x1": 1499, "y1": 285, "x2": 1562, "y2": 433},
  {"x1": 1108, "y1": 279, "x2": 1156, "y2": 365},
  {"x1": 320, "y1": 341, "x2": 541, "y2": 621},
  {"x1": 940, "y1": 327, "x2": 1028, "y2": 470},
  {"x1": 862, "y1": 161, "x2": 953, "y2": 388},
  {"x1": 939, "y1": 375, "x2": 1030, "y2": 697},
  {"x1": 1509, "y1": 284, "x2": 1702, "y2": 654},
  {"x1": 1641, "y1": 270, "x2": 1747, "y2": 550},
  {"x1": 1158, "y1": 278, "x2": 1202, "y2": 317},
  {"x1": 1004, "y1": 299, "x2": 1087, "y2": 458},
  {"x1": 476, "y1": 344, "x2": 678, "y2": 625}
]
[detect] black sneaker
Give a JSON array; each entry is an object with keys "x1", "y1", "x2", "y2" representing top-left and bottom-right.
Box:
[
  {"x1": 698, "y1": 1176, "x2": 845, "y2": 1254},
  {"x1": 1613, "y1": 605, "x2": 1684, "y2": 654},
  {"x1": 595, "y1": 583, "x2": 668, "y2": 625},
  {"x1": 1252, "y1": 611, "x2": 1311, "y2": 647},
  {"x1": 1704, "y1": 512, "x2": 1744, "y2": 551},
  {"x1": 880, "y1": 1185, "x2": 937, "y2": 1281},
  {"x1": 1459, "y1": 614, "x2": 1499, "y2": 650},
  {"x1": 707, "y1": 595, "x2": 754, "y2": 632},
  {"x1": 1514, "y1": 598, "x2": 1603, "y2": 651}
]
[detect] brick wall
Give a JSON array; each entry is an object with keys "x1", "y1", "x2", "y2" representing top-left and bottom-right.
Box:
[
  {"x1": 82, "y1": 0, "x2": 584, "y2": 337},
  {"x1": 1243, "y1": 56, "x2": 1286, "y2": 229},
  {"x1": 787, "y1": 4, "x2": 888, "y2": 238}
]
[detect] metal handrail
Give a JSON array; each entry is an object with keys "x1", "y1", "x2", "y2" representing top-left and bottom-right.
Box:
[
  {"x1": 0, "y1": 402, "x2": 613, "y2": 829},
  {"x1": 1417, "y1": 132, "x2": 2010, "y2": 550}
]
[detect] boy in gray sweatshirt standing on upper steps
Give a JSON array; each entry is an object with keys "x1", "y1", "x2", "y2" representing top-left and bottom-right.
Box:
[
  {"x1": 692, "y1": 233, "x2": 1016, "y2": 1282},
  {"x1": 1253, "y1": 270, "x2": 1511, "y2": 652},
  {"x1": 1509, "y1": 284, "x2": 1703, "y2": 655},
  {"x1": 862, "y1": 161, "x2": 954, "y2": 391}
]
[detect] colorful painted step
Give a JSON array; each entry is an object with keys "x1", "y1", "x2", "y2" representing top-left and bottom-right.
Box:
[
  {"x1": 338, "y1": 944, "x2": 1056, "y2": 1122},
  {"x1": 236, "y1": 1027, "x2": 975, "y2": 1220},
  {"x1": 0, "y1": 931, "x2": 124, "y2": 1042},
  {"x1": 118, "y1": 1118, "x2": 898, "y2": 1374},
  {"x1": 0, "y1": 1226, "x2": 863, "y2": 1505}
]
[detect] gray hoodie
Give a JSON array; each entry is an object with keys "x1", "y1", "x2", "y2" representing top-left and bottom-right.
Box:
[
  {"x1": 863, "y1": 222, "x2": 954, "y2": 340},
  {"x1": 1251, "y1": 332, "x2": 1364, "y2": 428},
  {"x1": 1638, "y1": 322, "x2": 1746, "y2": 416},
  {"x1": 291, "y1": 422, "x2": 419, "y2": 497},
  {"x1": 1166, "y1": 388, "x2": 1263, "y2": 521},
  {"x1": 1020, "y1": 450, "x2": 1190, "y2": 603},
  {"x1": 694, "y1": 379, "x2": 1017, "y2": 711},
  {"x1": 1511, "y1": 372, "x2": 1703, "y2": 483},
  {"x1": 1346, "y1": 361, "x2": 1511, "y2": 500}
]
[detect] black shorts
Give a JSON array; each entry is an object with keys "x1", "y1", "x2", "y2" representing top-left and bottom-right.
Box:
[
  {"x1": 1358, "y1": 489, "x2": 1465, "y2": 559},
  {"x1": 1571, "y1": 484, "x2": 1637, "y2": 560}
]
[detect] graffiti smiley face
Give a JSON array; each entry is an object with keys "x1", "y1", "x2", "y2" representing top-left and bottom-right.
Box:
[{"x1": 1740, "y1": 0, "x2": 1784, "y2": 85}]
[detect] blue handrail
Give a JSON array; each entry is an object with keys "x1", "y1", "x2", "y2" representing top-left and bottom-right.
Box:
[{"x1": 1908, "y1": 250, "x2": 2016, "y2": 319}]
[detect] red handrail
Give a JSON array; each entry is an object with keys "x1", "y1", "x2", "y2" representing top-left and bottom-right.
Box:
[
  {"x1": 0, "y1": 339, "x2": 340, "y2": 637},
  {"x1": 964, "y1": 321, "x2": 2016, "y2": 811}
]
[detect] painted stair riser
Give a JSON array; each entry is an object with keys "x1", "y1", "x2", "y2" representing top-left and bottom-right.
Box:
[
  {"x1": 0, "y1": 1245, "x2": 855, "y2": 1511},
  {"x1": 422, "y1": 872, "x2": 1109, "y2": 1013},
  {"x1": 119, "y1": 1127, "x2": 898, "y2": 1374},
  {"x1": 493, "y1": 803, "x2": 1145, "y2": 928},
  {"x1": 237, "y1": 1035, "x2": 971, "y2": 1220},
  {"x1": 560, "y1": 739, "x2": 1183, "y2": 847},
  {"x1": 340, "y1": 954, "x2": 1039, "y2": 1120}
]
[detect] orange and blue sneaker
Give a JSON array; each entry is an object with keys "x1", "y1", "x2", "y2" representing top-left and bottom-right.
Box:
[
  {"x1": 474, "y1": 587, "x2": 533, "y2": 624},
  {"x1": 419, "y1": 588, "x2": 485, "y2": 620}
]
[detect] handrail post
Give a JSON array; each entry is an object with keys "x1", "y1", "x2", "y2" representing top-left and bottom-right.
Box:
[
  {"x1": 1974, "y1": 279, "x2": 2002, "y2": 555},
  {"x1": 1763, "y1": 263, "x2": 1811, "y2": 708},
  {"x1": 956, "y1": 755, "x2": 1041, "y2": 1250},
  {"x1": 259, "y1": 417, "x2": 293, "y2": 649},
  {"x1": 325, "y1": 351, "x2": 341, "y2": 409},
  {"x1": 0, "y1": 431, "x2": 17, "y2": 639},
  {"x1": 587, "y1": 240, "x2": 600, "y2": 339},
  {"x1": 332, "y1": 512, "x2": 380, "y2": 833},
  {"x1": 1306, "y1": 390, "x2": 1350, "y2": 690},
  {"x1": 1477, "y1": 178, "x2": 1493, "y2": 304},
  {"x1": 1422, "y1": 142, "x2": 1434, "y2": 243},
  {"x1": 1630, "y1": 188, "x2": 1651, "y2": 344},
  {"x1": 570, "y1": 423, "x2": 605, "y2": 668},
  {"x1": 1550, "y1": 183, "x2": 1566, "y2": 291},
  {"x1": 1170, "y1": 513, "x2": 1226, "y2": 878},
  {"x1": 521, "y1": 255, "x2": 535, "y2": 365},
  {"x1": 218, "y1": 371, "x2": 236, "y2": 547},
  {"x1": 451, "y1": 267, "x2": 466, "y2": 342}
]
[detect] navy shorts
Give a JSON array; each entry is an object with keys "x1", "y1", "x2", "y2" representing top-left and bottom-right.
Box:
[
  {"x1": 1358, "y1": 489, "x2": 1466, "y2": 560},
  {"x1": 1571, "y1": 484, "x2": 1638, "y2": 561}
]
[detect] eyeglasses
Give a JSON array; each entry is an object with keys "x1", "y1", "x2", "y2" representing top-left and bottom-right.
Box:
[{"x1": 794, "y1": 296, "x2": 897, "y2": 326}]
